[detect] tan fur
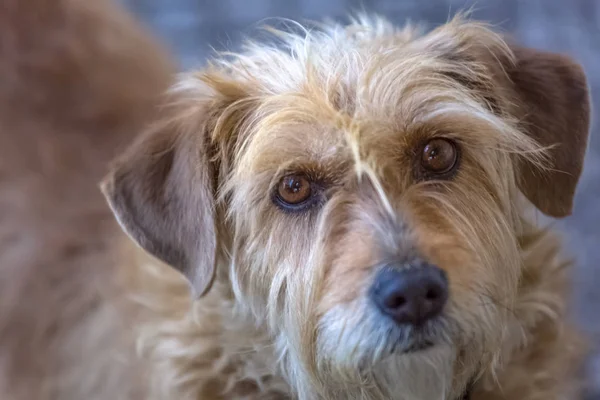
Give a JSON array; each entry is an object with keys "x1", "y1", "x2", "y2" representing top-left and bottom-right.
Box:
[
  {"x1": 1, "y1": 5, "x2": 590, "y2": 400},
  {"x1": 128, "y1": 229, "x2": 585, "y2": 400},
  {"x1": 100, "y1": 14, "x2": 590, "y2": 400},
  {"x1": 0, "y1": 0, "x2": 174, "y2": 399}
]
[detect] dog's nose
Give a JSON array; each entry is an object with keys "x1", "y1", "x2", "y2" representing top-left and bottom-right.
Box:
[{"x1": 370, "y1": 264, "x2": 448, "y2": 326}]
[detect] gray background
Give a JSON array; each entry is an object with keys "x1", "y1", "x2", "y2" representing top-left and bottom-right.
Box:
[{"x1": 122, "y1": 0, "x2": 600, "y2": 397}]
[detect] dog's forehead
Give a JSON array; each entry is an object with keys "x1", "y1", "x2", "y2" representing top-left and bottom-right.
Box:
[{"x1": 209, "y1": 16, "x2": 515, "y2": 175}]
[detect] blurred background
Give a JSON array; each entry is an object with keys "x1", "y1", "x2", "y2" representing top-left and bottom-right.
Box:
[{"x1": 121, "y1": 0, "x2": 599, "y2": 397}]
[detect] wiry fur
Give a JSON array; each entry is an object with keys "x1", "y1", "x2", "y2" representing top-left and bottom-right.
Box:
[
  {"x1": 0, "y1": 4, "x2": 589, "y2": 400},
  {"x1": 101, "y1": 14, "x2": 590, "y2": 400}
]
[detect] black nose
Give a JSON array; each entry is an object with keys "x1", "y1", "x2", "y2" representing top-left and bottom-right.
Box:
[{"x1": 370, "y1": 263, "x2": 448, "y2": 326}]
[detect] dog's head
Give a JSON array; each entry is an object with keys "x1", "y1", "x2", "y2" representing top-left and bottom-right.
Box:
[{"x1": 101, "y1": 15, "x2": 590, "y2": 399}]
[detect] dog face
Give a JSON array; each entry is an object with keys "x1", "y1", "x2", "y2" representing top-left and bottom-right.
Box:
[{"x1": 102, "y1": 15, "x2": 590, "y2": 399}]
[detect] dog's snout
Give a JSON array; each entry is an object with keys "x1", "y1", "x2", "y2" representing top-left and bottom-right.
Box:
[{"x1": 370, "y1": 263, "x2": 448, "y2": 326}]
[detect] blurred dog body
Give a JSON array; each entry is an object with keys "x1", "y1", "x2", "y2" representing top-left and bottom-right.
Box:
[{"x1": 0, "y1": 1, "x2": 173, "y2": 399}]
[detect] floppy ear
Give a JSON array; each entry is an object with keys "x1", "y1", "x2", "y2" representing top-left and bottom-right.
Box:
[
  {"x1": 504, "y1": 45, "x2": 590, "y2": 218},
  {"x1": 100, "y1": 98, "x2": 220, "y2": 297}
]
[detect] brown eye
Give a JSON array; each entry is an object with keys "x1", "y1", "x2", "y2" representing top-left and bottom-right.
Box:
[
  {"x1": 421, "y1": 138, "x2": 458, "y2": 175},
  {"x1": 277, "y1": 174, "x2": 312, "y2": 207}
]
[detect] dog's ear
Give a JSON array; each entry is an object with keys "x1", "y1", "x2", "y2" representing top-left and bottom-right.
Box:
[
  {"x1": 101, "y1": 79, "x2": 246, "y2": 297},
  {"x1": 503, "y1": 45, "x2": 590, "y2": 218},
  {"x1": 101, "y1": 112, "x2": 217, "y2": 297}
]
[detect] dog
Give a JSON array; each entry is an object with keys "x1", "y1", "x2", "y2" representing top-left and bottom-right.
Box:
[
  {"x1": 99, "y1": 13, "x2": 592, "y2": 400},
  {"x1": 0, "y1": 0, "x2": 173, "y2": 399},
  {"x1": 0, "y1": 2, "x2": 591, "y2": 399}
]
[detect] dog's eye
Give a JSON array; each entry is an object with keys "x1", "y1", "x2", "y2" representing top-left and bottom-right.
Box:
[
  {"x1": 420, "y1": 139, "x2": 458, "y2": 175},
  {"x1": 276, "y1": 174, "x2": 313, "y2": 208}
]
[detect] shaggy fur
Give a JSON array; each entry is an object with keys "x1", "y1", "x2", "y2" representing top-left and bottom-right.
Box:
[
  {"x1": 0, "y1": 3, "x2": 591, "y2": 400},
  {"x1": 101, "y1": 13, "x2": 591, "y2": 400}
]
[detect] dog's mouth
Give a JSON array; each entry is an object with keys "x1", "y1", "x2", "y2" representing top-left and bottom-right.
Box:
[
  {"x1": 403, "y1": 339, "x2": 434, "y2": 353},
  {"x1": 390, "y1": 335, "x2": 435, "y2": 355},
  {"x1": 351, "y1": 318, "x2": 450, "y2": 372},
  {"x1": 384, "y1": 320, "x2": 445, "y2": 356}
]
